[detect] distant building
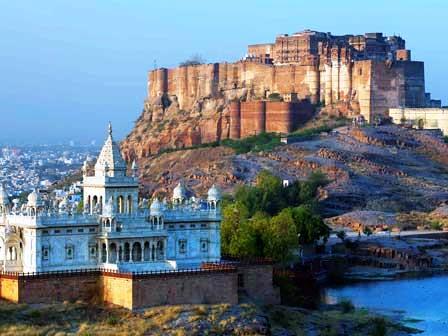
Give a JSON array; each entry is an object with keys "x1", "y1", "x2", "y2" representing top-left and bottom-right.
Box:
[{"x1": 389, "y1": 107, "x2": 448, "y2": 135}]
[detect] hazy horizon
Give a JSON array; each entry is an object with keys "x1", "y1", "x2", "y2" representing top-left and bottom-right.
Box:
[{"x1": 1, "y1": 0, "x2": 447, "y2": 144}]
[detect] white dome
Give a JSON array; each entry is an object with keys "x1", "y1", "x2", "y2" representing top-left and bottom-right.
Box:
[
  {"x1": 27, "y1": 190, "x2": 44, "y2": 207},
  {"x1": 0, "y1": 184, "x2": 9, "y2": 205},
  {"x1": 207, "y1": 184, "x2": 221, "y2": 202},
  {"x1": 173, "y1": 182, "x2": 187, "y2": 201},
  {"x1": 150, "y1": 198, "x2": 163, "y2": 215}
]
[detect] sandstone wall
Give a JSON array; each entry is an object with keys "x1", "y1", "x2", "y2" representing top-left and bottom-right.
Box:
[
  {"x1": 240, "y1": 101, "x2": 266, "y2": 137},
  {"x1": 0, "y1": 275, "x2": 19, "y2": 302},
  {"x1": 132, "y1": 271, "x2": 238, "y2": 309},
  {"x1": 0, "y1": 268, "x2": 243, "y2": 310},
  {"x1": 101, "y1": 273, "x2": 133, "y2": 309},
  {"x1": 18, "y1": 273, "x2": 98, "y2": 304},
  {"x1": 237, "y1": 264, "x2": 280, "y2": 305}
]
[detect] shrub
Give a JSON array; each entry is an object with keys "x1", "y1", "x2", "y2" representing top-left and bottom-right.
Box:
[
  {"x1": 339, "y1": 299, "x2": 355, "y2": 313},
  {"x1": 430, "y1": 221, "x2": 443, "y2": 231}
]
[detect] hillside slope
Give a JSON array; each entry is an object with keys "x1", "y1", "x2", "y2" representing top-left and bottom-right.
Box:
[{"x1": 131, "y1": 125, "x2": 448, "y2": 217}]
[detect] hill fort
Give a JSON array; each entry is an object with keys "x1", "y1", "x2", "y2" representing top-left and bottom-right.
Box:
[{"x1": 122, "y1": 30, "x2": 440, "y2": 159}]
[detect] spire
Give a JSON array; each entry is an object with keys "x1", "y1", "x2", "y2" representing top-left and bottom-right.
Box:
[
  {"x1": 94, "y1": 122, "x2": 127, "y2": 177},
  {"x1": 108, "y1": 121, "x2": 113, "y2": 137}
]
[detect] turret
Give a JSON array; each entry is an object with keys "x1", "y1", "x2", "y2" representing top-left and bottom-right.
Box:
[
  {"x1": 172, "y1": 182, "x2": 187, "y2": 205},
  {"x1": 207, "y1": 184, "x2": 222, "y2": 209}
]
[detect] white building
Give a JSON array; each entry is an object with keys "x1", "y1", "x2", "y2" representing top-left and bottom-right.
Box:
[{"x1": 0, "y1": 124, "x2": 221, "y2": 273}]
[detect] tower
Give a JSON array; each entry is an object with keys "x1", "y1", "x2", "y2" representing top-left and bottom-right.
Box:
[{"x1": 83, "y1": 123, "x2": 139, "y2": 217}]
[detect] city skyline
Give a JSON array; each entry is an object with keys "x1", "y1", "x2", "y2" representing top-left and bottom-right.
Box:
[{"x1": 1, "y1": 0, "x2": 447, "y2": 144}]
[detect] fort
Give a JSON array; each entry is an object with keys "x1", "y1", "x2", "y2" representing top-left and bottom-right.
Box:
[{"x1": 122, "y1": 29, "x2": 440, "y2": 158}]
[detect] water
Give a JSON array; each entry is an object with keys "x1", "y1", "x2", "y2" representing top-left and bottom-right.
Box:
[{"x1": 322, "y1": 275, "x2": 448, "y2": 335}]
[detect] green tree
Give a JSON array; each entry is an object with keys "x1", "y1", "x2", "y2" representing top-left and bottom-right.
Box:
[
  {"x1": 292, "y1": 206, "x2": 330, "y2": 245},
  {"x1": 265, "y1": 208, "x2": 298, "y2": 263},
  {"x1": 221, "y1": 201, "x2": 249, "y2": 255}
]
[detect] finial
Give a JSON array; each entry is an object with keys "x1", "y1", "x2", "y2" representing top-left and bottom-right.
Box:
[{"x1": 108, "y1": 122, "x2": 113, "y2": 137}]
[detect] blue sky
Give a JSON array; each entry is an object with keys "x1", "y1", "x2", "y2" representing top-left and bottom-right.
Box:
[{"x1": 1, "y1": 0, "x2": 447, "y2": 144}]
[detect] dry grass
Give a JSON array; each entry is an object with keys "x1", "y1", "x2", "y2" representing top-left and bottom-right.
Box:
[{"x1": 0, "y1": 300, "x2": 261, "y2": 336}]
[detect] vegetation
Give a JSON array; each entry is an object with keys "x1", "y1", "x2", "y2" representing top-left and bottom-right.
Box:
[
  {"x1": 179, "y1": 54, "x2": 205, "y2": 67},
  {"x1": 267, "y1": 304, "x2": 420, "y2": 336},
  {"x1": 267, "y1": 92, "x2": 283, "y2": 102},
  {"x1": 220, "y1": 132, "x2": 282, "y2": 154},
  {"x1": 0, "y1": 301, "x2": 261, "y2": 336},
  {"x1": 221, "y1": 170, "x2": 330, "y2": 263}
]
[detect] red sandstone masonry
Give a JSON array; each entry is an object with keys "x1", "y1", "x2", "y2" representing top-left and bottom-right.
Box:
[{"x1": 0, "y1": 267, "x2": 240, "y2": 310}]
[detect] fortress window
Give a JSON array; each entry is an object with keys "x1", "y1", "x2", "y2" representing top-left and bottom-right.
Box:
[
  {"x1": 42, "y1": 230, "x2": 49, "y2": 235},
  {"x1": 78, "y1": 228, "x2": 84, "y2": 233},
  {"x1": 201, "y1": 224, "x2": 207, "y2": 228},
  {"x1": 358, "y1": 68, "x2": 362, "y2": 76},
  {"x1": 200, "y1": 239, "x2": 209, "y2": 252},
  {"x1": 190, "y1": 224, "x2": 196, "y2": 228},
  {"x1": 180, "y1": 224, "x2": 185, "y2": 228},
  {"x1": 178, "y1": 240, "x2": 187, "y2": 254},
  {"x1": 54, "y1": 230, "x2": 60, "y2": 234},
  {"x1": 169, "y1": 224, "x2": 175, "y2": 229},
  {"x1": 89, "y1": 228, "x2": 96, "y2": 233},
  {"x1": 66, "y1": 229, "x2": 72, "y2": 233},
  {"x1": 42, "y1": 247, "x2": 49, "y2": 261}
]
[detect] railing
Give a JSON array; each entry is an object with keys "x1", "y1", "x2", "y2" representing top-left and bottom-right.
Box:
[{"x1": 0, "y1": 265, "x2": 237, "y2": 280}]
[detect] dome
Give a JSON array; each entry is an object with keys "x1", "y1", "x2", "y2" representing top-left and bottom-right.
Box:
[
  {"x1": 27, "y1": 190, "x2": 44, "y2": 207},
  {"x1": 207, "y1": 184, "x2": 221, "y2": 202},
  {"x1": 173, "y1": 182, "x2": 187, "y2": 201},
  {"x1": 150, "y1": 198, "x2": 163, "y2": 215},
  {"x1": 0, "y1": 183, "x2": 9, "y2": 205}
]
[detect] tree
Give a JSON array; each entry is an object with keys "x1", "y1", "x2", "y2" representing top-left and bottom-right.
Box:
[
  {"x1": 292, "y1": 206, "x2": 330, "y2": 245},
  {"x1": 265, "y1": 208, "x2": 298, "y2": 264},
  {"x1": 221, "y1": 201, "x2": 249, "y2": 255},
  {"x1": 179, "y1": 54, "x2": 205, "y2": 67}
]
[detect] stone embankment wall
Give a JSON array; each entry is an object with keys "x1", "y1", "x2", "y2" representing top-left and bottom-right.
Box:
[{"x1": 0, "y1": 263, "x2": 278, "y2": 309}]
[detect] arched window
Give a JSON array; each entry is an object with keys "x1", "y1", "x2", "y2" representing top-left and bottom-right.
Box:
[
  {"x1": 117, "y1": 196, "x2": 124, "y2": 214},
  {"x1": 143, "y1": 242, "x2": 150, "y2": 261},
  {"x1": 92, "y1": 196, "x2": 98, "y2": 211},
  {"x1": 127, "y1": 195, "x2": 132, "y2": 214},
  {"x1": 124, "y1": 242, "x2": 130, "y2": 262},
  {"x1": 157, "y1": 240, "x2": 164, "y2": 260},
  {"x1": 109, "y1": 243, "x2": 117, "y2": 263},
  {"x1": 101, "y1": 243, "x2": 107, "y2": 263},
  {"x1": 132, "y1": 242, "x2": 141, "y2": 261}
]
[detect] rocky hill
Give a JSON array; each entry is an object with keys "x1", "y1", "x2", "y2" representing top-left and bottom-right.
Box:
[{"x1": 129, "y1": 124, "x2": 448, "y2": 217}]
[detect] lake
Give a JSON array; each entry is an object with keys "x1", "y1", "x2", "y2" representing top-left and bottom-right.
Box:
[{"x1": 322, "y1": 275, "x2": 448, "y2": 335}]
